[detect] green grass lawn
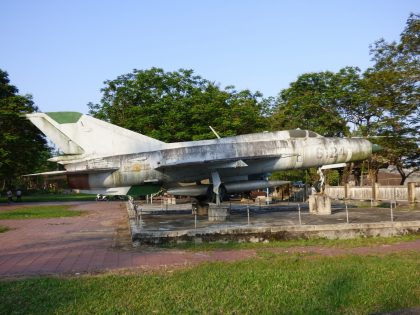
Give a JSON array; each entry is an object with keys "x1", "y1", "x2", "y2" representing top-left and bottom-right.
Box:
[
  {"x1": 0, "y1": 225, "x2": 9, "y2": 233},
  {"x1": 164, "y1": 234, "x2": 420, "y2": 251},
  {"x1": 0, "y1": 193, "x2": 95, "y2": 203},
  {"x1": 0, "y1": 205, "x2": 83, "y2": 220},
  {"x1": 0, "y1": 252, "x2": 419, "y2": 314}
]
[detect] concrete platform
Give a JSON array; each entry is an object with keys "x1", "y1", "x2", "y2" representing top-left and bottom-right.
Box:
[{"x1": 128, "y1": 202, "x2": 420, "y2": 244}]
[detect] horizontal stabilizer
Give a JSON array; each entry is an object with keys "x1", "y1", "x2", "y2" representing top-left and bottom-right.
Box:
[
  {"x1": 320, "y1": 163, "x2": 347, "y2": 170},
  {"x1": 23, "y1": 170, "x2": 67, "y2": 177}
]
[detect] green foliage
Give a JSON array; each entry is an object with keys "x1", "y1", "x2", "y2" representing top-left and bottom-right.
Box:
[
  {"x1": 0, "y1": 205, "x2": 82, "y2": 219},
  {"x1": 270, "y1": 169, "x2": 307, "y2": 182},
  {"x1": 0, "y1": 70, "x2": 52, "y2": 189},
  {"x1": 334, "y1": 66, "x2": 383, "y2": 137},
  {"x1": 365, "y1": 13, "x2": 420, "y2": 183},
  {"x1": 271, "y1": 14, "x2": 419, "y2": 183},
  {"x1": 325, "y1": 169, "x2": 340, "y2": 186},
  {"x1": 88, "y1": 68, "x2": 271, "y2": 142},
  {"x1": 270, "y1": 168, "x2": 340, "y2": 185},
  {"x1": 0, "y1": 252, "x2": 419, "y2": 314},
  {"x1": 270, "y1": 71, "x2": 350, "y2": 137}
]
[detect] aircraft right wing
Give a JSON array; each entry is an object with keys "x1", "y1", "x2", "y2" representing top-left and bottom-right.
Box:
[{"x1": 23, "y1": 168, "x2": 119, "y2": 177}]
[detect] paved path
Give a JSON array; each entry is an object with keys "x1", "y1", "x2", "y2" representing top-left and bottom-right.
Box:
[{"x1": 0, "y1": 202, "x2": 419, "y2": 278}]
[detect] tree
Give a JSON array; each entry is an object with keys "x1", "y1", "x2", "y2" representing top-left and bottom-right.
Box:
[
  {"x1": 271, "y1": 14, "x2": 419, "y2": 185},
  {"x1": 331, "y1": 67, "x2": 383, "y2": 137},
  {"x1": 88, "y1": 68, "x2": 270, "y2": 142},
  {"x1": 0, "y1": 69, "x2": 51, "y2": 189},
  {"x1": 365, "y1": 13, "x2": 420, "y2": 184},
  {"x1": 270, "y1": 71, "x2": 349, "y2": 137}
]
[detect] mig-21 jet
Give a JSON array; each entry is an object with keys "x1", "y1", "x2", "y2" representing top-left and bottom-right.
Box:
[{"x1": 25, "y1": 112, "x2": 381, "y2": 207}]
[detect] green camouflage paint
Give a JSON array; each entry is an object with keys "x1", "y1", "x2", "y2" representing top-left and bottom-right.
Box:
[
  {"x1": 127, "y1": 184, "x2": 161, "y2": 196},
  {"x1": 45, "y1": 112, "x2": 82, "y2": 124}
]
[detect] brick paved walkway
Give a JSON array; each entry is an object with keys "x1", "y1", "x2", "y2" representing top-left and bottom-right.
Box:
[
  {"x1": 0, "y1": 201, "x2": 419, "y2": 278},
  {"x1": 0, "y1": 202, "x2": 256, "y2": 277}
]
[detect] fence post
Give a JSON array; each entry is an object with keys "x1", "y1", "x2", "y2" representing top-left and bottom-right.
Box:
[
  {"x1": 134, "y1": 204, "x2": 138, "y2": 225},
  {"x1": 138, "y1": 206, "x2": 142, "y2": 229},
  {"x1": 247, "y1": 204, "x2": 250, "y2": 226},
  {"x1": 298, "y1": 203, "x2": 302, "y2": 225},
  {"x1": 344, "y1": 184, "x2": 350, "y2": 199},
  {"x1": 390, "y1": 201, "x2": 394, "y2": 222},
  {"x1": 407, "y1": 182, "x2": 415, "y2": 204},
  {"x1": 394, "y1": 187, "x2": 397, "y2": 208},
  {"x1": 372, "y1": 183, "x2": 379, "y2": 201},
  {"x1": 345, "y1": 200, "x2": 349, "y2": 224},
  {"x1": 195, "y1": 212, "x2": 197, "y2": 229}
]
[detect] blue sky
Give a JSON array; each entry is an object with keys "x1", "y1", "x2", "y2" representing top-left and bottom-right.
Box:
[{"x1": 1, "y1": 1, "x2": 418, "y2": 114}]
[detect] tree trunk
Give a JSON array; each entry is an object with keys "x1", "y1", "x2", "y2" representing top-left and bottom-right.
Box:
[
  {"x1": 341, "y1": 164, "x2": 353, "y2": 185},
  {"x1": 396, "y1": 165, "x2": 407, "y2": 185}
]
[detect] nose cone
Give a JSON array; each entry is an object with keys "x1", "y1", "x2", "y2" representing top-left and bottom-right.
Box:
[{"x1": 372, "y1": 143, "x2": 383, "y2": 153}]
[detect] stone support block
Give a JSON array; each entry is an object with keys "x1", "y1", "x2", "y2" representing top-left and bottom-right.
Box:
[
  {"x1": 208, "y1": 205, "x2": 229, "y2": 222},
  {"x1": 309, "y1": 194, "x2": 332, "y2": 215}
]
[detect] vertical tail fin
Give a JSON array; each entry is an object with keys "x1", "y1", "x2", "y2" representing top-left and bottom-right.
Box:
[{"x1": 26, "y1": 112, "x2": 164, "y2": 157}]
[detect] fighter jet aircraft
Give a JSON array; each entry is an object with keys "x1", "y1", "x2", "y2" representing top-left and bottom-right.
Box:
[{"x1": 25, "y1": 112, "x2": 381, "y2": 205}]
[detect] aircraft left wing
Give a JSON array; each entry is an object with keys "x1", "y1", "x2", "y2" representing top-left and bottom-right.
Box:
[{"x1": 155, "y1": 155, "x2": 285, "y2": 170}]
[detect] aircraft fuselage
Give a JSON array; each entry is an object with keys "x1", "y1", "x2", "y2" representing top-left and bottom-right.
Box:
[{"x1": 64, "y1": 130, "x2": 373, "y2": 190}]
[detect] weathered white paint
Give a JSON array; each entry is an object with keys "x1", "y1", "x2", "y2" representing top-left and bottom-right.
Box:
[{"x1": 26, "y1": 112, "x2": 377, "y2": 194}]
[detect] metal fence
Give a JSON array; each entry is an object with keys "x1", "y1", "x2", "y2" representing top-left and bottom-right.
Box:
[{"x1": 126, "y1": 195, "x2": 419, "y2": 239}]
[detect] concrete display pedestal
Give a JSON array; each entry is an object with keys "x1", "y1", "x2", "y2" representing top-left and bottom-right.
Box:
[
  {"x1": 195, "y1": 203, "x2": 209, "y2": 216},
  {"x1": 309, "y1": 194, "x2": 332, "y2": 215},
  {"x1": 208, "y1": 204, "x2": 229, "y2": 222}
]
